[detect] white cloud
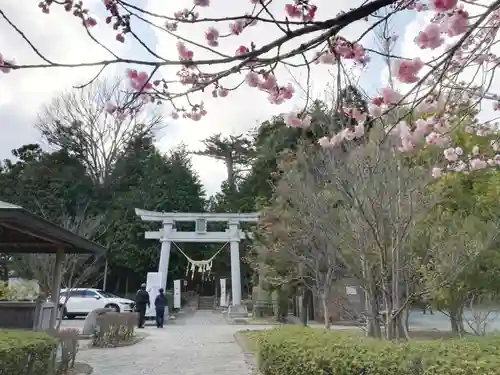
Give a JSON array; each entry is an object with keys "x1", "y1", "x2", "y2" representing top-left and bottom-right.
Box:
[{"x1": 0, "y1": 1, "x2": 128, "y2": 156}]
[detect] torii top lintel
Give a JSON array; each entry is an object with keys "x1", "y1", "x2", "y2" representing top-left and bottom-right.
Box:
[{"x1": 135, "y1": 208, "x2": 259, "y2": 223}]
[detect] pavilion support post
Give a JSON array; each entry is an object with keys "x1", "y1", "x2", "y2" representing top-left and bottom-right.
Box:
[{"x1": 49, "y1": 247, "x2": 65, "y2": 331}]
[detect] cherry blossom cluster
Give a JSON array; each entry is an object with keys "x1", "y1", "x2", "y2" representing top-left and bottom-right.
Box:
[
  {"x1": 284, "y1": 1, "x2": 318, "y2": 22},
  {"x1": 0, "y1": 54, "x2": 13, "y2": 74},
  {"x1": 245, "y1": 72, "x2": 295, "y2": 105},
  {"x1": 102, "y1": 0, "x2": 131, "y2": 43},
  {"x1": 2, "y1": 0, "x2": 500, "y2": 167},
  {"x1": 126, "y1": 69, "x2": 153, "y2": 92},
  {"x1": 329, "y1": 36, "x2": 370, "y2": 66},
  {"x1": 38, "y1": 0, "x2": 97, "y2": 27}
]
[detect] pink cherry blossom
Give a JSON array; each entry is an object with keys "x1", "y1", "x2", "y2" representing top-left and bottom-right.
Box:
[
  {"x1": 415, "y1": 23, "x2": 444, "y2": 50},
  {"x1": 381, "y1": 87, "x2": 402, "y2": 105},
  {"x1": 0, "y1": 54, "x2": 13, "y2": 73},
  {"x1": 230, "y1": 20, "x2": 246, "y2": 35},
  {"x1": 394, "y1": 58, "x2": 424, "y2": 84},
  {"x1": 303, "y1": 5, "x2": 317, "y2": 21},
  {"x1": 268, "y1": 84, "x2": 295, "y2": 104},
  {"x1": 245, "y1": 72, "x2": 260, "y2": 87},
  {"x1": 453, "y1": 161, "x2": 467, "y2": 172},
  {"x1": 470, "y1": 158, "x2": 487, "y2": 170},
  {"x1": 285, "y1": 112, "x2": 311, "y2": 128},
  {"x1": 171, "y1": 112, "x2": 179, "y2": 120},
  {"x1": 285, "y1": 4, "x2": 301, "y2": 18},
  {"x1": 344, "y1": 108, "x2": 367, "y2": 123},
  {"x1": 205, "y1": 27, "x2": 220, "y2": 47},
  {"x1": 165, "y1": 22, "x2": 178, "y2": 32},
  {"x1": 430, "y1": 0, "x2": 457, "y2": 12},
  {"x1": 431, "y1": 167, "x2": 442, "y2": 178},
  {"x1": 443, "y1": 10, "x2": 469, "y2": 37},
  {"x1": 368, "y1": 104, "x2": 382, "y2": 118},
  {"x1": 218, "y1": 88, "x2": 229, "y2": 97},
  {"x1": 415, "y1": 2, "x2": 426, "y2": 11},
  {"x1": 87, "y1": 16, "x2": 98, "y2": 26},
  {"x1": 259, "y1": 74, "x2": 278, "y2": 90},
  {"x1": 315, "y1": 51, "x2": 336, "y2": 65},
  {"x1": 414, "y1": 118, "x2": 433, "y2": 137},
  {"x1": 318, "y1": 136, "x2": 331, "y2": 148},
  {"x1": 177, "y1": 41, "x2": 194, "y2": 60},
  {"x1": 443, "y1": 147, "x2": 458, "y2": 161},
  {"x1": 194, "y1": 0, "x2": 210, "y2": 7},
  {"x1": 399, "y1": 135, "x2": 415, "y2": 152},
  {"x1": 126, "y1": 69, "x2": 153, "y2": 92},
  {"x1": 426, "y1": 131, "x2": 444, "y2": 146},
  {"x1": 236, "y1": 46, "x2": 249, "y2": 56}
]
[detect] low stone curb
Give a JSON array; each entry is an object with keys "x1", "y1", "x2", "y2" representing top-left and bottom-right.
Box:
[
  {"x1": 56, "y1": 362, "x2": 93, "y2": 375},
  {"x1": 79, "y1": 332, "x2": 148, "y2": 350},
  {"x1": 233, "y1": 331, "x2": 259, "y2": 374}
]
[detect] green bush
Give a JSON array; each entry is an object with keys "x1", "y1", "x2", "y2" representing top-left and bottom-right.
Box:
[
  {"x1": 0, "y1": 330, "x2": 56, "y2": 375},
  {"x1": 253, "y1": 326, "x2": 500, "y2": 375}
]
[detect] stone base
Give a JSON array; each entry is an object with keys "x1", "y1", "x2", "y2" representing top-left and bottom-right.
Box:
[{"x1": 228, "y1": 305, "x2": 248, "y2": 319}]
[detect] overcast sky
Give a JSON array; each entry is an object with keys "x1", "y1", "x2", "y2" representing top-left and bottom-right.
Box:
[{"x1": 0, "y1": 0, "x2": 423, "y2": 197}]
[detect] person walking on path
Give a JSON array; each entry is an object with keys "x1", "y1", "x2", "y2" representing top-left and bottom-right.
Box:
[
  {"x1": 135, "y1": 283, "x2": 150, "y2": 328},
  {"x1": 154, "y1": 288, "x2": 168, "y2": 328}
]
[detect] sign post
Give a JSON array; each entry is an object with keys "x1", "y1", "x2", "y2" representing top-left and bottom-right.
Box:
[
  {"x1": 220, "y1": 278, "x2": 227, "y2": 307},
  {"x1": 174, "y1": 279, "x2": 181, "y2": 309},
  {"x1": 145, "y1": 272, "x2": 163, "y2": 319}
]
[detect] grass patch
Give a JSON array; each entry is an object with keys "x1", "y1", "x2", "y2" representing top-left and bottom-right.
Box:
[
  {"x1": 236, "y1": 330, "x2": 260, "y2": 353},
  {"x1": 246, "y1": 317, "x2": 280, "y2": 325}
]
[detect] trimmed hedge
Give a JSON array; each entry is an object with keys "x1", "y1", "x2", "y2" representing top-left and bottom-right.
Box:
[
  {"x1": 92, "y1": 312, "x2": 136, "y2": 347},
  {"x1": 0, "y1": 330, "x2": 57, "y2": 375},
  {"x1": 251, "y1": 326, "x2": 500, "y2": 375}
]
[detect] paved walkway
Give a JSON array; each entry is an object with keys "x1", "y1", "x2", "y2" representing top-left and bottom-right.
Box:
[{"x1": 77, "y1": 311, "x2": 266, "y2": 375}]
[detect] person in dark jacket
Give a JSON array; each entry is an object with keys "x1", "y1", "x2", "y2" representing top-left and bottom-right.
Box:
[
  {"x1": 135, "y1": 283, "x2": 150, "y2": 328},
  {"x1": 154, "y1": 288, "x2": 168, "y2": 328}
]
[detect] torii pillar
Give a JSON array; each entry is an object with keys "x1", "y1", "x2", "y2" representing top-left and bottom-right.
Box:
[
  {"x1": 158, "y1": 219, "x2": 173, "y2": 290},
  {"x1": 229, "y1": 219, "x2": 242, "y2": 306}
]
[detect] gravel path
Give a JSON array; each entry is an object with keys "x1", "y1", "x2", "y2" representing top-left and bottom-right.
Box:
[{"x1": 76, "y1": 311, "x2": 268, "y2": 375}]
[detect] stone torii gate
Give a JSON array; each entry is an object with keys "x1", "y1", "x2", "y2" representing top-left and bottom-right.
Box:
[{"x1": 135, "y1": 209, "x2": 258, "y2": 308}]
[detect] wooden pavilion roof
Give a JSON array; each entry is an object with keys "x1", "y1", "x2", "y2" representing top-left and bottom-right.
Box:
[{"x1": 0, "y1": 201, "x2": 106, "y2": 254}]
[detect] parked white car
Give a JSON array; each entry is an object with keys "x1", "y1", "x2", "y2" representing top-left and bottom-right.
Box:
[{"x1": 59, "y1": 288, "x2": 135, "y2": 319}]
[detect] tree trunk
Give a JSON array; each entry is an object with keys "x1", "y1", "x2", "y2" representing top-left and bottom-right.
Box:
[
  {"x1": 322, "y1": 293, "x2": 331, "y2": 329},
  {"x1": 449, "y1": 305, "x2": 465, "y2": 336},
  {"x1": 300, "y1": 289, "x2": 308, "y2": 326},
  {"x1": 365, "y1": 285, "x2": 382, "y2": 338},
  {"x1": 0, "y1": 257, "x2": 8, "y2": 282},
  {"x1": 226, "y1": 157, "x2": 234, "y2": 189},
  {"x1": 401, "y1": 306, "x2": 410, "y2": 338}
]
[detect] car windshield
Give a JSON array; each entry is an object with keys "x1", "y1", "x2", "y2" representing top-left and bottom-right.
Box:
[{"x1": 96, "y1": 290, "x2": 119, "y2": 298}]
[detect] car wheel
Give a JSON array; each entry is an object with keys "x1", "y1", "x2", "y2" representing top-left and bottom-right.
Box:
[
  {"x1": 105, "y1": 304, "x2": 120, "y2": 312},
  {"x1": 66, "y1": 312, "x2": 76, "y2": 320}
]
